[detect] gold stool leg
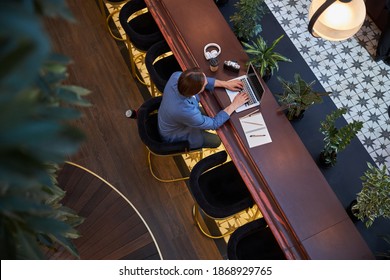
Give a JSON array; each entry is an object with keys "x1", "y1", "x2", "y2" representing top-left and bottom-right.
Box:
[
  {"x1": 99, "y1": 0, "x2": 126, "y2": 41},
  {"x1": 192, "y1": 204, "x2": 234, "y2": 239},
  {"x1": 147, "y1": 151, "x2": 190, "y2": 183},
  {"x1": 127, "y1": 38, "x2": 150, "y2": 86},
  {"x1": 106, "y1": 9, "x2": 126, "y2": 41}
]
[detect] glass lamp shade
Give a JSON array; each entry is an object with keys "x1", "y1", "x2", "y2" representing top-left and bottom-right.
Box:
[{"x1": 308, "y1": 0, "x2": 366, "y2": 41}]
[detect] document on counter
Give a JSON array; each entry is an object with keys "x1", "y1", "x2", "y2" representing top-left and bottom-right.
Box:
[{"x1": 239, "y1": 112, "x2": 272, "y2": 148}]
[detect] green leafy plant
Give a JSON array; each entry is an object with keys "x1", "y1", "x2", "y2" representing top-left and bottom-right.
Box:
[
  {"x1": 230, "y1": 0, "x2": 268, "y2": 42},
  {"x1": 0, "y1": 0, "x2": 90, "y2": 259},
  {"x1": 242, "y1": 35, "x2": 291, "y2": 78},
  {"x1": 277, "y1": 74, "x2": 329, "y2": 120},
  {"x1": 319, "y1": 108, "x2": 363, "y2": 167},
  {"x1": 352, "y1": 163, "x2": 390, "y2": 228}
]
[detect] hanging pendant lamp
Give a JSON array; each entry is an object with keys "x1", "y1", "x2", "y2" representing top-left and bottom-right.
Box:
[{"x1": 308, "y1": 0, "x2": 366, "y2": 41}]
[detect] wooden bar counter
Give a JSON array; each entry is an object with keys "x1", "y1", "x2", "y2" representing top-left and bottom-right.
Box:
[{"x1": 145, "y1": 0, "x2": 374, "y2": 259}]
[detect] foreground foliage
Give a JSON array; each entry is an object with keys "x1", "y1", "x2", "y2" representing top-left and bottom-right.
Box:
[{"x1": 0, "y1": 0, "x2": 90, "y2": 259}]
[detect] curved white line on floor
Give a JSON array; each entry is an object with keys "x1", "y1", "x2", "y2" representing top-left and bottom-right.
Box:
[{"x1": 65, "y1": 161, "x2": 164, "y2": 260}]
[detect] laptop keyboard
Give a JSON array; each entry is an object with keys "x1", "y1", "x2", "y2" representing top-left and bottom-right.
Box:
[{"x1": 240, "y1": 77, "x2": 257, "y2": 105}]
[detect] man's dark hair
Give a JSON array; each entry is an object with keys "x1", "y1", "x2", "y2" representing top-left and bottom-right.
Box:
[{"x1": 178, "y1": 67, "x2": 206, "y2": 97}]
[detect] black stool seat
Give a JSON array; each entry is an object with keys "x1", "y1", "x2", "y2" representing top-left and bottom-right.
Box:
[
  {"x1": 146, "y1": 40, "x2": 181, "y2": 94},
  {"x1": 119, "y1": 0, "x2": 163, "y2": 52},
  {"x1": 189, "y1": 151, "x2": 255, "y2": 239},
  {"x1": 191, "y1": 152, "x2": 254, "y2": 218},
  {"x1": 137, "y1": 96, "x2": 190, "y2": 155},
  {"x1": 227, "y1": 218, "x2": 286, "y2": 260}
]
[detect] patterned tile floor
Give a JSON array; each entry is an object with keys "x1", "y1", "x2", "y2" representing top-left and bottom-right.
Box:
[{"x1": 265, "y1": 0, "x2": 390, "y2": 171}]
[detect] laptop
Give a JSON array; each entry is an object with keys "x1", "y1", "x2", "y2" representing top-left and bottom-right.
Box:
[{"x1": 225, "y1": 63, "x2": 265, "y2": 113}]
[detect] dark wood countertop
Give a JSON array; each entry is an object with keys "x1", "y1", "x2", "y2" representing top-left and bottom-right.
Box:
[{"x1": 145, "y1": 0, "x2": 374, "y2": 259}]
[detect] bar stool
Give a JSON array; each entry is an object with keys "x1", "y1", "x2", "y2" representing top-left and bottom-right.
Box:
[
  {"x1": 119, "y1": 0, "x2": 164, "y2": 86},
  {"x1": 227, "y1": 218, "x2": 286, "y2": 260},
  {"x1": 145, "y1": 40, "x2": 181, "y2": 96},
  {"x1": 137, "y1": 96, "x2": 203, "y2": 183},
  {"x1": 189, "y1": 151, "x2": 255, "y2": 239},
  {"x1": 98, "y1": 0, "x2": 128, "y2": 41}
]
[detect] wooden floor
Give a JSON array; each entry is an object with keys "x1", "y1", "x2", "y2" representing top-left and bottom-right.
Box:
[
  {"x1": 43, "y1": 0, "x2": 223, "y2": 259},
  {"x1": 46, "y1": 163, "x2": 161, "y2": 260}
]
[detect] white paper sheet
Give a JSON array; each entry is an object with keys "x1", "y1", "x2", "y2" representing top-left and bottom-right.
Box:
[{"x1": 239, "y1": 112, "x2": 272, "y2": 148}]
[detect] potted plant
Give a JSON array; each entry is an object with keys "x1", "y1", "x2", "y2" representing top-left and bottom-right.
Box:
[
  {"x1": 229, "y1": 0, "x2": 268, "y2": 42},
  {"x1": 319, "y1": 108, "x2": 363, "y2": 167},
  {"x1": 276, "y1": 73, "x2": 329, "y2": 120},
  {"x1": 242, "y1": 34, "x2": 291, "y2": 81},
  {"x1": 351, "y1": 163, "x2": 390, "y2": 228}
]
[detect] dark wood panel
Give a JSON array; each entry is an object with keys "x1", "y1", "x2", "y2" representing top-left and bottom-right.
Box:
[{"x1": 42, "y1": 0, "x2": 223, "y2": 259}]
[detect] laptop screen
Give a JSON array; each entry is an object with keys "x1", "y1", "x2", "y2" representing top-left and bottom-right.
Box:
[
  {"x1": 224, "y1": 62, "x2": 265, "y2": 113},
  {"x1": 247, "y1": 63, "x2": 264, "y2": 100}
]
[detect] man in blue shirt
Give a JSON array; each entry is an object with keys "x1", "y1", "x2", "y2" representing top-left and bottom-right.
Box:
[{"x1": 158, "y1": 67, "x2": 248, "y2": 149}]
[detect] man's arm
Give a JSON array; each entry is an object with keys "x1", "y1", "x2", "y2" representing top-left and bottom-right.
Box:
[
  {"x1": 223, "y1": 92, "x2": 249, "y2": 115},
  {"x1": 215, "y1": 79, "x2": 243, "y2": 91},
  {"x1": 206, "y1": 77, "x2": 249, "y2": 116}
]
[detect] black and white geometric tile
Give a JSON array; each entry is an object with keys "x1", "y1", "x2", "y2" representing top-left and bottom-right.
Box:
[{"x1": 265, "y1": 0, "x2": 390, "y2": 171}]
